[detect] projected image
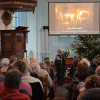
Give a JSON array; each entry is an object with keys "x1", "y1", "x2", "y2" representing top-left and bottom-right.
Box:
[{"x1": 49, "y1": 3, "x2": 99, "y2": 35}]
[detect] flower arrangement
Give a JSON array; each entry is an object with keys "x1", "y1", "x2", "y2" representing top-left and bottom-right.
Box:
[{"x1": 62, "y1": 49, "x2": 71, "y2": 58}]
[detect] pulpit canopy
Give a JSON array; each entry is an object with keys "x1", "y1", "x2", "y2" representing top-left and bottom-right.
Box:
[{"x1": 0, "y1": 0, "x2": 37, "y2": 12}]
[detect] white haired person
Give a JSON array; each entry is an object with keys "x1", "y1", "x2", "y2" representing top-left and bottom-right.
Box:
[
  {"x1": 55, "y1": 49, "x2": 66, "y2": 86},
  {"x1": 1, "y1": 58, "x2": 10, "y2": 74},
  {"x1": 29, "y1": 63, "x2": 43, "y2": 83},
  {"x1": 13, "y1": 60, "x2": 45, "y2": 100},
  {"x1": 39, "y1": 62, "x2": 55, "y2": 100},
  {"x1": 66, "y1": 58, "x2": 90, "y2": 100}
]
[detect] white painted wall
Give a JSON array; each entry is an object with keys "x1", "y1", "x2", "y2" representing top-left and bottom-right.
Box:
[
  {"x1": 0, "y1": 0, "x2": 99, "y2": 63},
  {"x1": 25, "y1": 0, "x2": 76, "y2": 62},
  {"x1": 32, "y1": 0, "x2": 75, "y2": 62},
  {"x1": 26, "y1": 12, "x2": 37, "y2": 60},
  {"x1": 49, "y1": 36, "x2": 75, "y2": 61},
  {"x1": 0, "y1": 0, "x2": 76, "y2": 62},
  {"x1": 13, "y1": 1, "x2": 100, "y2": 62}
]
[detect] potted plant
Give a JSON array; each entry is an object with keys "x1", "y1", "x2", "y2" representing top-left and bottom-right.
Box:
[{"x1": 62, "y1": 49, "x2": 71, "y2": 58}]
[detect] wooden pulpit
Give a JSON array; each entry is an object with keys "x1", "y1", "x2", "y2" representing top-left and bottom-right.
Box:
[{"x1": 0, "y1": 26, "x2": 29, "y2": 59}]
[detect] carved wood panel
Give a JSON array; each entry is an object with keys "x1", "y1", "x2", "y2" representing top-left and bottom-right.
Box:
[{"x1": 1, "y1": 27, "x2": 28, "y2": 58}]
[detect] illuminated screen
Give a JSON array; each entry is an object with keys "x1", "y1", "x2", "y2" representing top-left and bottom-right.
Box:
[{"x1": 49, "y1": 3, "x2": 100, "y2": 35}]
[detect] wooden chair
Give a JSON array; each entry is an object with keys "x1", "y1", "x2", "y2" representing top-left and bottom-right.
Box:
[
  {"x1": 29, "y1": 82, "x2": 45, "y2": 100},
  {"x1": 53, "y1": 80, "x2": 56, "y2": 92},
  {"x1": 40, "y1": 75, "x2": 48, "y2": 100}
]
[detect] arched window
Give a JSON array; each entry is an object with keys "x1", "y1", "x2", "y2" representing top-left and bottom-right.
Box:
[{"x1": 12, "y1": 12, "x2": 27, "y2": 29}]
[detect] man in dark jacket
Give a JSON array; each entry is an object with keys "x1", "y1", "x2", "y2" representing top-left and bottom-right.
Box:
[{"x1": 55, "y1": 49, "x2": 65, "y2": 86}]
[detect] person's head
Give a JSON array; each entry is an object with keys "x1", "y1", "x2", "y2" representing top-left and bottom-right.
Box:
[
  {"x1": 9, "y1": 55, "x2": 16, "y2": 65},
  {"x1": 2, "y1": 58, "x2": 10, "y2": 66},
  {"x1": 77, "y1": 88, "x2": 100, "y2": 100},
  {"x1": 10, "y1": 55, "x2": 16, "y2": 60},
  {"x1": 95, "y1": 65, "x2": 100, "y2": 76},
  {"x1": 10, "y1": 55, "x2": 16, "y2": 59},
  {"x1": 85, "y1": 74, "x2": 100, "y2": 90},
  {"x1": 92, "y1": 59, "x2": 97, "y2": 65},
  {"x1": 30, "y1": 58, "x2": 37, "y2": 64},
  {"x1": 30, "y1": 63, "x2": 40, "y2": 74},
  {"x1": 4, "y1": 69, "x2": 22, "y2": 89},
  {"x1": 73, "y1": 57, "x2": 79, "y2": 64},
  {"x1": 13, "y1": 60, "x2": 27, "y2": 73},
  {"x1": 39, "y1": 62, "x2": 47, "y2": 70},
  {"x1": 44, "y1": 57, "x2": 49, "y2": 61},
  {"x1": 95, "y1": 58, "x2": 100, "y2": 67},
  {"x1": 57, "y1": 49, "x2": 62, "y2": 55},
  {"x1": 44, "y1": 59, "x2": 50, "y2": 66},
  {"x1": 23, "y1": 59, "x2": 30, "y2": 72},
  {"x1": 77, "y1": 58, "x2": 90, "y2": 81},
  {"x1": 23, "y1": 59, "x2": 29, "y2": 65}
]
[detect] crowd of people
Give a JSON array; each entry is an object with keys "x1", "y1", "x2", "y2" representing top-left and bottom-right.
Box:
[
  {"x1": 0, "y1": 55, "x2": 55, "y2": 100},
  {"x1": 66, "y1": 56, "x2": 100, "y2": 100},
  {"x1": 0, "y1": 49, "x2": 100, "y2": 100}
]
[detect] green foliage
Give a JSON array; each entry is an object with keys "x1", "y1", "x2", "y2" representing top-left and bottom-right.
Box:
[
  {"x1": 62, "y1": 49, "x2": 71, "y2": 58},
  {"x1": 71, "y1": 35, "x2": 100, "y2": 60}
]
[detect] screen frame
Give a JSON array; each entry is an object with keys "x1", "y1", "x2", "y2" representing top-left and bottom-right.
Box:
[{"x1": 48, "y1": 2, "x2": 100, "y2": 36}]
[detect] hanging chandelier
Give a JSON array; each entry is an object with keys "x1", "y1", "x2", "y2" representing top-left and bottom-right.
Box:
[{"x1": 0, "y1": 0, "x2": 37, "y2": 13}]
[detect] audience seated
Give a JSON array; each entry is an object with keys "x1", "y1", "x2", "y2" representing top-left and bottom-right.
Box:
[
  {"x1": 0, "y1": 81, "x2": 32, "y2": 97},
  {"x1": 78, "y1": 74, "x2": 100, "y2": 93},
  {"x1": 77, "y1": 58, "x2": 90, "y2": 91},
  {"x1": 84, "y1": 74, "x2": 100, "y2": 91},
  {"x1": 77, "y1": 58, "x2": 90, "y2": 81},
  {"x1": 13, "y1": 60, "x2": 45, "y2": 100},
  {"x1": 0, "y1": 69, "x2": 30, "y2": 100},
  {"x1": 30, "y1": 63, "x2": 40, "y2": 75},
  {"x1": 44, "y1": 57, "x2": 55, "y2": 80},
  {"x1": 95, "y1": 58, "x2": 100, "y2": 68},
  {"x1": 9, "y1": 55, "x2": 16, "y2": 65},
  {"x1": 39, "y1": 62, "x2": 53, "y2": 88},
  {"x1": 72, "y1": 56, "x2": 79, "y2": 76},
  {"x1": 95, "y1": 65, "x2": 100, "y2": 76},
  {"x1": 39, "y1": 62, "x2": 55, "y2": 100},
  {"x1": 30, "y1": 63, "x2": 43, "y2": 83},
  {"x1": 13, "y1": 60, "x2": 43, "y2": 88},
  {"x1": 19, "y1": 81, "x2": 32, "y2": 97},
  {"x1": 1, "y1": 56, "x2": 97, "y2": 100},
  {"x1": 90, "y1": 58, "x2": 97, "y2": 74},
  {"x1": 0, "y1": 74, "x2": 4, "y2": 82},
  {"x1": 66, "y1": 58, "x2": 90, "y2": 100},
  {"x1": 44, "y1": 57, "x2": 50, "y2": 74},
  {"x1": 1, "y1": 58, "x2": 10, "y2": 74},
  {"x1": 0, "y1": 64, "x2": 32, "y2": 97},
  {"x1": 77, "y1": 88, "x2": 100, "y2": 100},
  {"x1": 40, "y1": 62, "x2": 47, "y2": 70},
  {"x1": 29, "y1": 58, "x2": 37, "y2": 65},
  {"x1": 90, "y1": 57, "x2": 100, "y2": 75},
  {"x1": 23, "y1": 59, "x2": 30, "y2": 72}
]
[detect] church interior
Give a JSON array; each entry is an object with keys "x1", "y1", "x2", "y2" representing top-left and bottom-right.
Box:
[{"x1": 0, "y1": 0, "x2": 100, "y2": 100}]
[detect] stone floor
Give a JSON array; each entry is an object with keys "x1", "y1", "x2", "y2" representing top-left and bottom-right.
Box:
[{"x1": 54, "y1": 84, "x2": 67, "y2": 100}]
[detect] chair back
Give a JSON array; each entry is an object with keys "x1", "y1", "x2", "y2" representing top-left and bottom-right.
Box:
[
  {"x1": 40, "y1": 75, "x2": 48, "y2": 100},
  {"x1": 29, "y1": 82, "x2": 45, "y2": 100},
  {"x1": 53, "y1": 80, "x2": 56, "y2": 92}
]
